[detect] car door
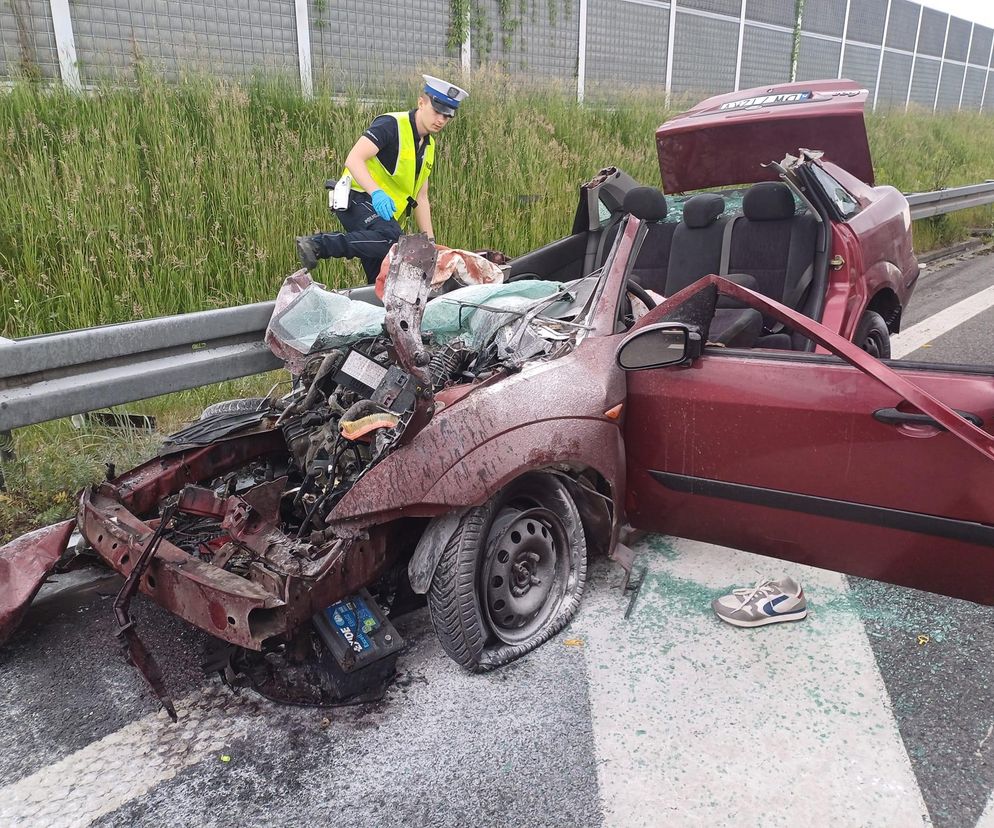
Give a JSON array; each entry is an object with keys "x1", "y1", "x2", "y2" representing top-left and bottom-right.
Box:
[{"x1": 622, "y1": 282, "x2": 994, "y2": 606}]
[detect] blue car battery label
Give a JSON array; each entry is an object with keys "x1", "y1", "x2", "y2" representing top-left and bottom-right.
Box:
[{"x1": 324, "y1": 596, "x2": 380, "y2": 653}]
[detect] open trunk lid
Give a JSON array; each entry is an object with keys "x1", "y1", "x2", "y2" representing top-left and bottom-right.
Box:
[{"x1": 656, "y1": 79, "x2": 874, "y2": 193}]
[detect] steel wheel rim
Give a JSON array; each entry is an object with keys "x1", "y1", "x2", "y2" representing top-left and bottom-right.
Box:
[{"x1": 481, "y1": 506, "x2": 570, "y2": 644}]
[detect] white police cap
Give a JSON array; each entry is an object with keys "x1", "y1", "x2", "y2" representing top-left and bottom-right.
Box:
[{"x1": 422, "y1": 74, "x2": 468, "y2": 116}]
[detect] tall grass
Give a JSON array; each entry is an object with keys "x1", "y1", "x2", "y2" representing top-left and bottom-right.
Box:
[
  {"x1": 2, "y1": 72, "x2": 993, "y2": 339},
  {"x1": 0, "y1": 72, "x2": 663, "y2": 338}
]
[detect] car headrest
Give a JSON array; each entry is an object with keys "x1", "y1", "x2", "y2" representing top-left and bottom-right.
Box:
[
  {"x1": 623, "y1": 187, "x2": 668, "y2": 221},
  {"x1": 682, "y1": 193, "x2": 725, "y2": 228},
  {"x1": 743, "y1": 182, "x2": 796, "y2": 221}
]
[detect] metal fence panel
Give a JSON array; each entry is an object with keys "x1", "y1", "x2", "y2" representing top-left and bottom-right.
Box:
[
  {"x1": 680, "y1": 0, "x2": 740, "y2": 16},
  {"x1": 969, "y1": 26, "x2": 993, "y2": 67},
  {"x1": 744, "y1": 0, "x2": 795, "y2": 28},
  {"x1": 738, "y1": 23, "x2": 792, "y2": 89},
  {"x1": 945, "y1": 16, "x2": 971, "y2": 62},
  {"x1": 796, "y1": 33, "x2": 842, "y2": 80},
  {"x1": 842, "y1": 43, "x2": 880, "y2": 95},
  {"x1": 936, "y1": 61, "x2": 965, "y2": 108},
  {"x1": 961, "y1": 66, "x2": 987, "y2": 109},
  {"x1": 8, "y1": 0, "x2": 994, "y2": 112},
  {"x1": 69, "y1": 0, "x2": 299, "y2": 84},
  {"x1": 585, "y1": 0, "x2": 669, "y2": 95},
  {"x1": 917, "y1": 7, "x2": 947, "y2": 57},
  {"x1": 908, "y1": 55, "x2": 940, "y2": 107},
  {"x1": 670, "y1": 10, "x2": 737, "y2": 94},
  {"x1": 0, "y1": 0, "x2": 59, "y2": 80},
  {"x1": 846, "y1": 0, "x2": 886, "y2": 46},
  {"x1": 885, "y1": 0, "x2": 919, "y2": 51},
  {"x1": 311, "y1": 0, "x2": 449, "y2": 88},
  {"x1": 469, "y1": 0, "x2": 577, "y2": 81},
  {"x1": 800, "y1": 0, "x2": 847, "y2": 38},
  {"x1": 876, "y1": 49, "x2": 913, "y2": 108}
]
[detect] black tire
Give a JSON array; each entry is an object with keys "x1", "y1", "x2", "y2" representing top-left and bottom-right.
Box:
[
  {"x1": 854, "y1": 310, "x2": 891, "y2": 359},
  {"x1": 199, "y1": 397, "x2": 268, "y2": 420},
  {"x1": 427, "y1": 473, "x2": 588, "y2": 672}
]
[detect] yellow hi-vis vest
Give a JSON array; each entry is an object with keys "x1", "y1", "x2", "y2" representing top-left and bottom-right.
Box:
[{"x1": 343, "y1": 112, "x2": 434, "y2": 222}]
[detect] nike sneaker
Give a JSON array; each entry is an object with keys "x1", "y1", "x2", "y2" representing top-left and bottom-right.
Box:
[{"x1": 712, "y1": 577, "x2": 808, "y2": 627}]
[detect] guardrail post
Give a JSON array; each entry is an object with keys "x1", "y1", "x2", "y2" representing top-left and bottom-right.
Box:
[{"x1": 0, "y1": 430, "x2": 14, "y2": 492}]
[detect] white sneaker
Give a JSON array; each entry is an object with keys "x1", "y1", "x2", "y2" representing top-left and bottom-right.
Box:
[{"x1": 711, "y1": 577, "x2": 808, "y2": 627}]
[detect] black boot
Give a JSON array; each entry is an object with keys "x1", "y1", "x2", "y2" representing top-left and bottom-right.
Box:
[{"x1": 295, "y1": 236, "x2": 320, "y2": 271}]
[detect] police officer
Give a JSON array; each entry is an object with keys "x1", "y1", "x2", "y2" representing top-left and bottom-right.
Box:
[{"x1": 295, "y1": 75, "x2": 469, "y2": 283}]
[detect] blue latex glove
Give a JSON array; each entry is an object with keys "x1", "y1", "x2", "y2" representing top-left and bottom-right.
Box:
[{"x1": 371, "y1": 189, "x2": 395, "y2": 221}]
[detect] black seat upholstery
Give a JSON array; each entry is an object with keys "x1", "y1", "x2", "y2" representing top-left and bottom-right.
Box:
[
  {"x1": 725, "y1": 182, "x2": 820, "y2": 312},
  {"x1": 666, "y1": 194, "x2": 726, "y2": 294},
  {"x1": 623, "y1": 186, "x2": 669, "y2": 221},
  {"x1": 622, "y1": 187, "x2": 675, "y2": 294},
  {"x1": 665, "y1": 193, "x2": 762, "y2": 348}
]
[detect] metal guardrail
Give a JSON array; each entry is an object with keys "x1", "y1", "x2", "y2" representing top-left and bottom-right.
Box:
[
  {"x1": 2, "y1": 182, "x2": 994, "y2": 435},
  {"x1": 906, "y1": 181, "x2": 994, "y2": 220},
  {"x1": 0, "y1": 302, "x2": 280, "y2": 432}
]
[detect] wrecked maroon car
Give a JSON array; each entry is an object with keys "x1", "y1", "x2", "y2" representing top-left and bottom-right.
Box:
[{"x1": 3, "y1": 83, "x2": 990, "y2": 718}]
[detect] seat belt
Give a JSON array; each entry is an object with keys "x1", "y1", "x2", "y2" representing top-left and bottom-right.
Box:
[
  {"x1": 718, "y1": 214, "x2": 741, "y2": 275},
  {"x1": 784, "y1": 263, "x2": 814, "y2": 311},
  {"x1": 593, "y1": 213, "x2": 623, "y2": 273}
]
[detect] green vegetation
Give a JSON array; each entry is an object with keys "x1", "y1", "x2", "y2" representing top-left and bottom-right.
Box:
[
  {"x1": 2, "y1": 72, "x2": 992, "y2": 338},
  {"x1": 0, "y1": 71, "x2": 664, "y2": 339},
  {"x1": 1, "y1": 72, "x2": 993, "y2": 537}
]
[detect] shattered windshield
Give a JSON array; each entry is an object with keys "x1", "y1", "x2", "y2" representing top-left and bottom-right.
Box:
[{"x1": 268, "y1": 276, "x2": 600, "y2": 371}]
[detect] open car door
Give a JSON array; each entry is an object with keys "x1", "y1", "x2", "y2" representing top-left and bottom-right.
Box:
[{"x1": 620, "y1": 277, "x2": 994, "y2": 605}]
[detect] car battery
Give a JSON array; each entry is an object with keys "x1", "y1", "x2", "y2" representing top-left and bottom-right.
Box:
[{"x1": 312, "y1": 588, "x2": 404, "y2": 699}]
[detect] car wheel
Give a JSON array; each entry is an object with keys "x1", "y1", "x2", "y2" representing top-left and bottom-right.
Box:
[
  {"x1": 428, "y1": 473, "x2": 587, "y2": 671},
  {"x1": 854, "y1": 310, "x2": 891, "y2": 359},
  {"x1": 199, "y1": 397, "x2": 268, "y2": 419}
]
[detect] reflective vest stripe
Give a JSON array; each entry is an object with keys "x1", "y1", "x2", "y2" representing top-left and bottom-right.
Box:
[{"x1": 344, "y1": 112, "x2": 434, "y2": 222}]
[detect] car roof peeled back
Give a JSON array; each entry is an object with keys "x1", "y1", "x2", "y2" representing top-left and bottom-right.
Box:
[{"x1": 655, "y1": 79, "x2": 874, "y2": 194}]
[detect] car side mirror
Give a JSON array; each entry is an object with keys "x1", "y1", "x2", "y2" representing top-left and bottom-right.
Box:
[{"x1": 616, "y1": 323, "x2": 703, "y2": 370}]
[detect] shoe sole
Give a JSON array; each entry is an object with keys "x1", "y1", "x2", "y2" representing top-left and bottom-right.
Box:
[
  {"x1": 295, "y1": 239, "x2": 318, "y2": 271},
  {"x1": 715, "y1": 609, "x2": 808, "y2": 628}
]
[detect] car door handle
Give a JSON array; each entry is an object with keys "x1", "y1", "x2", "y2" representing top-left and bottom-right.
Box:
[{"x1": 873, "y1": 407, "x2": 984, "y2": 429}]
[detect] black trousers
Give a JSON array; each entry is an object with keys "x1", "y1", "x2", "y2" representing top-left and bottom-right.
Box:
[{"x1": 312, "y1": 193, "x2": 403, "y2": 284}]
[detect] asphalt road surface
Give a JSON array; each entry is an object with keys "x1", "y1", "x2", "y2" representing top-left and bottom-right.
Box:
[{"x1": 3, "y1": 247, "x2": 994, "y2": 828}]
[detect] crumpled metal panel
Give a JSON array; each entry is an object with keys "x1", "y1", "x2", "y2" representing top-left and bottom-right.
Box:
[{"x1": 0, "y1": 519, "x2": 75, "y2": 646}]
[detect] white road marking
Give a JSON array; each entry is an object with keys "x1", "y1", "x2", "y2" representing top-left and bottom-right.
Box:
[
  {"x1": 891, "y1": 284, "x2": 994, "y2": 358},
  {"x1": 0, "y1": 685, "x2": 268, "y2": 828},
  {"x1": 576, "y1": 537, "x2": 932, "y2": 827}
]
